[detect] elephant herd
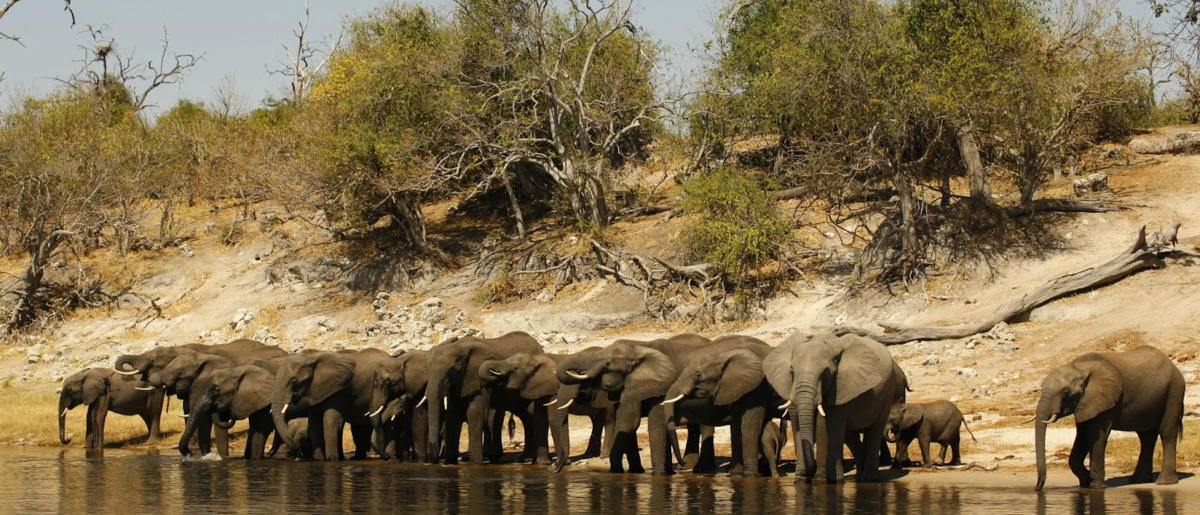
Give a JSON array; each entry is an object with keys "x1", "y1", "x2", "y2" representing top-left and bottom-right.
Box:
[{"x1": 57, "y1": 331, "x2": 1186, "y2": 489}]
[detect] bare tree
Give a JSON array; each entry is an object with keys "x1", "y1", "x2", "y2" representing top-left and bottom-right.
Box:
[
  {"x1": 0, "y1": 0, "x2": 75, "y2": 45},
  {"x1": 269, "y1": 0, "x2": 341, "y2": 105},
  {"x1": 67, "y1": 25, "x2": 202, "y2": 112}
]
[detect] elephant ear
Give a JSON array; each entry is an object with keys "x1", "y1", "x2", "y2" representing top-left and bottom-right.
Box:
[
  {"x1": 763, "y1": 335, "x2": 801, "y2": 399},
  {"x1": 900, "y1": 404, "x2": 924, "y2": 430},
  {"x1": 521, "y1": 355, "x2": 561, "y2": 400},
  {"x1": 459, "y1": 341, "x2": 501, "y2": 398},
  {"x1": 310, "y1": 354, "x2": 356, "y2": 405},
  {"x1": 231, "y1": 366, "x2": 274, "y2": 418},
  {"x1": 1073, "y1": 360, "x2": 1123, "y2": 423},
  {"x1": 831, "y1": 334, "x2": 894, "y2": 406},
  {"x1": 621, "y1": 346, "x2": 677, "y2": 402},
  {"x1": 713, "y1": 349, "x2": 765, "y2": 406},
  {"x1": 82, "y1": 373, "x2": 110, "y2": 405}
]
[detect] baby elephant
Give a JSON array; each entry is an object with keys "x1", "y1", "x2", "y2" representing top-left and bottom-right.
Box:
[{"x1": 885, "y1": 400, "x2": 976, "y2": 468}]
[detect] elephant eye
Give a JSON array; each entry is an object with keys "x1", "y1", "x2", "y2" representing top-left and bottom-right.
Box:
[{"x1": 694, "y1": 371, "x2": 702, "y2": 379}]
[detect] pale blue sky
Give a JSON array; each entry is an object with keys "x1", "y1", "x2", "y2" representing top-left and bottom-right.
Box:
[{"x1": 0, "y1": 0, "x2": 1163, "y2": 116}]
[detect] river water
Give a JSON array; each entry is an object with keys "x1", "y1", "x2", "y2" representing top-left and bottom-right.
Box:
[{"x1": 0, "y1": 447, "x2": 1190, "y2": 514}]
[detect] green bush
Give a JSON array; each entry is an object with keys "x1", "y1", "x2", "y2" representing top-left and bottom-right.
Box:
[{"x1": 682, "y1": 168, "x2": 791, "y2": 305}]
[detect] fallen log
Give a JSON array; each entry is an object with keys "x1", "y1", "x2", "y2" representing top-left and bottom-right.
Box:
[
  {"x1": 834, "y1": 220, "x2": 1182, "y2": 345},
  {"x1": 1008, "y1": 198, "x2": 1118, "y2": 217}
]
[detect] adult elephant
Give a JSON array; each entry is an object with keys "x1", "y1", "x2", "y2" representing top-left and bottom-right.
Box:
[
  {"x1": 149, "y1": 353, "x2": 239, "y2": 456},
  {"x1": 112, "y1": 339, "x2": 286, "y2": 443},
  {"x1": 179, "y1": 364, "x2": 276, "y2": 459},
  {"x1": 1034, "y1": 346, "x2": 1185, "y2": 490},
  {"x1": 764, "y1": 332, "x2": 906, "y2": 483},
  {"x1": 425, "y1": 332, "x2": 543, "y2": 465},
  {"x1": 557, "y1": 341, "x2": 678, "y2": 475},
  {"x1": 545, "y1": 347, "x2": 614, "y2": 473},
  {"x1": 478, "y1": 352, "x2": 575, "y2": 465},
  {"x1": 271, "y1": 351, "x2": 358, "y2": 461},
  {"x1": 58, "y1": 369, "x2": 158, "y2": 450},
  {"x1": 368, "y1": 349, "x2": 432, "y2": 462},
  {"x1": 662, "y1": 340, "x2": 783, "y2": 477}
]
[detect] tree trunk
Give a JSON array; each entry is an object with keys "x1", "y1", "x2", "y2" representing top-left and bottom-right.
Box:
[
  {"x1": 890, "y1": 171, "x2": 921, "y2": 280},
  {"x1": 956, "y1": 123, "x2": 989, "y2": 203},
  {"x1": 7, "y1": 229, "x2": 71, "y2": 333},
  {"x1": 392, "y1": 197, "x2": 429, "y2": 252},
  {"x1": 500, "y1": 169, "x2": 526, "y2": 239}
]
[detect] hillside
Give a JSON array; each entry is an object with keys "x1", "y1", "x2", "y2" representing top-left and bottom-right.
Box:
[{"x1": 4, "y1": 126, "x2": 1200, "y2": 473}]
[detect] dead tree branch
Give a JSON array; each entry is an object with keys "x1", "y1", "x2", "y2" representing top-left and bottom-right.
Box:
[{"x1": 835, "y1": 221, "x2": 1182, "y2": 345}]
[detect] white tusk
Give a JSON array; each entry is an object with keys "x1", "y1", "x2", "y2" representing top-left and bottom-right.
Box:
[
  {"x1": 488, "y1": 368, "x2": 503, "y2": 376},
  {"x1": 817, "y1": 404, "x2": 826, "y2": 417},
  {"x1": 565, "y1": 371, "x2": 589, "y2": 380},
  {"x1": 177, "y1": 414, "x2": 188, "y2": 419},
  {"x1": 1043, "y1": 414, "x2": 1058, "y2": 424},
  {"x1": 778, "y1": 400, "x2": 793, "y2": 410},
  {"x1": 60, "y1": 408, "x2": 69, "y2": 418},
  {"x1": 134, "y1": 386, "x2": 156, "y2": 391},
  {"x1": 390, "y1": 414, "x2": 396, "y2": 422},
  {"x1": 367, "y1": 406, "x2": 385, "y2": 418},
  {"x1": 281, "y1": 403, "x2": 289, "y2": 415},
  {"x1": 661, "y1": 394, "x2": 685, "y2": 405},
  {"x1": 544, "y1": 399, "x2": 558, "y2": 407},
  {"x1": 112, "y1": 368, "x2": 140, "y2": 376},
  {"x1": 557, "y1": 399, "x2": 575, "y2": 410},
  {"x1": 415, "y1": 396, "x2": 427, "y2": 408},
  {"x1": 443, "y1": 398, "x2": 448, "y2": 410}
]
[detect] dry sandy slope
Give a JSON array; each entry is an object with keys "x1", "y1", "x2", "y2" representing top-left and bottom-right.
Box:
[{"x1": 2, "y1": 127, "x2": 1200, "y2": 484}]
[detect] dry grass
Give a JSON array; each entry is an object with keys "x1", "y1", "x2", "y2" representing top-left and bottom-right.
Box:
[
  {"x1": 0, "y1": 383, "x2": 186, "y2": 447},
  {"x1": 1105, "y1": 420, "x2": 1200, "y2": 471}
]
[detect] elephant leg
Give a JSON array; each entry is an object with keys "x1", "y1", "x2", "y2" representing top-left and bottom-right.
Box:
[
  {"x1": 249, "y1": 421, "x2": 268, "y2": 460},
  {"x1": 648, "y1": 403, "x2": 672, "y2": 476},
  {"x1": 584, "y1": 413, "x2": 603, "y2": 459},
  {"x1": 485, "y1": 408, "x2": 504, "y2": 462},
  {"x1": 858, "y1": 423, "x2": 886, "y2": 483},
  {"x1": 322, "y1": 409, "x2": 344, "y2": 462},
  {"x1": 466, "y1": 395, "x2": 490, "y2": 465},
  {"x1": 1159, "y1": 426, "x2": 1180, "y2": 486},
  {"x1": 918, "y1": 425, "x2": 932, "y2": 468},
  {"x1": 1085, "y1": 421, "x2": 1112, "y2": 489},
  {"x1": 1128, "y1": 431, "x2": 1157, "y2": 483},
  {"x1": 413, "y1": 404, "x2": 429, "y2": 463},
  {"x1": 729, "y1": 421, "x2": 744, "y2": 477},
  {"x1": 532, "y1": 407, "x2": 551, "y2": 466},
  {"x1": 147, "y1": 389, "x2": 164, "y2": 444},
  {"x1": 683, "y1": 422, "x2": 700, "y2": 470},
  {"x1": 1068, "y1": 429, "x2": 1089, "y2": 487},
  {"x1": 215, "y1": 425, "x2": 230, "y2": 457},
  {"x1": 442, "y1": 399, "x2": 464, "y2": 465},
  {"x1": 739, "y1": 405, "x2": 766, "y2": 478},
  {"x1": 95, "y1": 396, "x2": 110, "y2": 450},
  {"x1": 610, "y1": 402, "x2": 641, "y2": 473},
  {"x1": 892, "y1": 436, "x2": 909, "y2": 469},
  {"x1": 817, "y1": 415, "x2": 845, "y2": 484},
  {"x1": 698, "y1": 425, "x2": 717, "y2": 473},
  {"x1": 351, "y1": 424, "x2": 372, "y2": 459}
]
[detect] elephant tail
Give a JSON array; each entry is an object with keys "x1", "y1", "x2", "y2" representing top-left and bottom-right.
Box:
[
  {"x1": 961, "y1": 419, "x2": 977, "y2": 442},
  {"x1": 507, "y1": 412, "x2": 516, "y2": 443}
]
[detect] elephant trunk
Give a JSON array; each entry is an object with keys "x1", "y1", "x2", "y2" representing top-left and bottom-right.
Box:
[
  {"x1": 113, "y1": 355, "x2": 143, "y2": 377},
  {"x1": 1034, "y1": 396, "x2": 1057, "y2": 491},
  {"x1": 372, "y1": 411, "x2": 389, "y2": 460},
  {"x1": 663, "y1": 403, "x2": 684, "y2": 466},
  {"x1": 58, "y1": 390, "x2": 71, "y2": 445},
  {"x1": 213, "y1": 412, "x2": 236, "y2": 430},
  {"x1": 180, "y1": 391, "x2": 214, "y2": 456},
  {"x1": 272, "y1": 378, "x2": 296, "y2": 451},
  {"x1": 794, "y1": 379, "x2": 821, "y2": 479},
  {"x1": 425, "y1": 380, "x2": 444, "y2": 462},
  {"x1": 885, "y1": 430, "x2": 899, "y2": 444}
]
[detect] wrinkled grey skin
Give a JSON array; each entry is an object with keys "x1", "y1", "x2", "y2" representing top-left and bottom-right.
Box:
[
  {"x1": 179, "y1": 365, "x2": 275, "y2": 459},
  {"x1": 764, "y1": 332, "x2": 906, "y2": 483},
  {"x1": 112, "y1": 339, "x2": 285, "y2": 445},
  {"x1": 149, "y1": 353, "x2": 235, "y2": 456},
  {"x1": 270, "y1": 351, "x2": 357, "y2": 461},
  {"x1": 885, "y1": 400, "x2": 975, "y2": 468},
  {"x1": 543, "y1": 347, "x2": 612, "y2": 473},
  {"x1": 1034, "y1": 346, "x2": 1185, "y2": 491},
  {"x1": 661, "y1": 335, "x2": 782, "y2": 477},
  {"x1": 59, "y1": 369, "x2": 158, "y2": 450},
  {"x1": 478, "y1": 352, "x2": 565, "y2": 465},
  {"x1": 425, "y1": 332, "x2": 543, "y2": 465}
]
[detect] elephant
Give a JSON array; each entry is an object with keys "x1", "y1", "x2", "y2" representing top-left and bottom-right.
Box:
[
  {"x1": 662, "y1": 338, "x2": 783, "y2": 477},
  {"x1": 885, "y1": 400, "x2": 976, "y2": 468},
  {"x1": 425, "y1": 332, "x2": 544, "y2": 465},
  {"x1": 112, "y1": 339, "x2": 286, "y2": 444},
  {"x1": 368, "y1": 349, "x2": 432, "y2": 462},
  {"x1": 58, "y1": 368, "x2": 158, "y2": 450},
  {"x1": 478, "y1": 352, "x2": 589, "y2": 466},
  {"x1": 271, "y1": 351, "x2": 358, "y2": 461},
  {"x1": 1034, "y1": 346, "x2": 1185, "y2": 490},
  {"x1": 761, "y1": 419, "x2": 786, "y2": 478},
  {"x1": 764, "y1": 332, "x2": 907, "y2": 483},
  {"x1": 179, "y1": 364, "x2": 275, "y2": 459},
  {"x1": 267, "y1": 419, "x2": 313, "y2": 459},
  {"x1": 148, "y1": 352, "x2": 240, "y2": 456},
  {"x1": 543, "y1": 347, "x2": 614, "y2": 472},
  {"x1": 557, "y1": 341, "x2": 679, "y2": 475}
]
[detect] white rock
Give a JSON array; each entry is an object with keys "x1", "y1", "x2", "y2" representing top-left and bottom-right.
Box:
[
  {"x1": 231, "y1": 309, "x2": 255, "y2": 332},
  {"x1": 955, "y1": 367, "x2": 977, "y2": 378},
  {"x1": 922, "y1": 356, "x2": 939, "y2": 366}
]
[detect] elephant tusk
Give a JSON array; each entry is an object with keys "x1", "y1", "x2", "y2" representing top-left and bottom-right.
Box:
[
  {"x1": 367, "y1": 406, "x2": 385, "y2": 418},
  {"x1": 112, "y1": 368, "x2": 141, "y2": 376},
  {"x1": 778, "y1": 400, "x2": 793, "y2": 411},
  {"x1": 488, "y1": 368, "x2": 503, "y2": 376},
  {"x1": 817, "y1": 404, "x2": 826, "y2": 417},
  {"x1": 565, "y1": 371, "x2": 589, "y2": 380},
  {"x1": 443, "y1": 398, "x2": 448, "y2": 410},
  {"x1": 544, "y1": 399, "x2": 558, "y2": 407},
  {"x1": 1022, "y1": 416, "x2": 1037, "y2": 424},
  {"x1": 661, "y1": 394, "x2": 685, "y2": 405},
  {"x1": 281, "y1": 403, "x2": 289, "y2": 415},
  {"x1": 177, "y1": 414, "x2": 188, "y2": 419},
  {"x1": 60, "y1": 408, "x2": 69, "y2": 418},
  {"x1": 415, "y1": 396, "x2": 427, "y2": 408},
  {"x1": 557, "y1": 399, "x2": 575, "y2": 410},
  {"x1": 134, "y1": 386, "x2": 156, "y2": 391},
  {"x1": 1043, "y1": 414, "x2": 1058, "y2": 424},
  {"x1": 390, "y1": 414, "x2": 396, "y2": 422}
]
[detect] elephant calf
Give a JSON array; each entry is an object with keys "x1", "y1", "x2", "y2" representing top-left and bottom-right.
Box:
[
  {"x1": 885, "y1": 400, "x2": 975, "y2": 468},
  {"x1": 59, "y1": 368, "x2": 159, "y2": 450}
]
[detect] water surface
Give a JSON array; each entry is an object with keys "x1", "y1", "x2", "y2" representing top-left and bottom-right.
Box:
[{"x1": 0, "y1": 447, "x2": 1189, "y2": 514}]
